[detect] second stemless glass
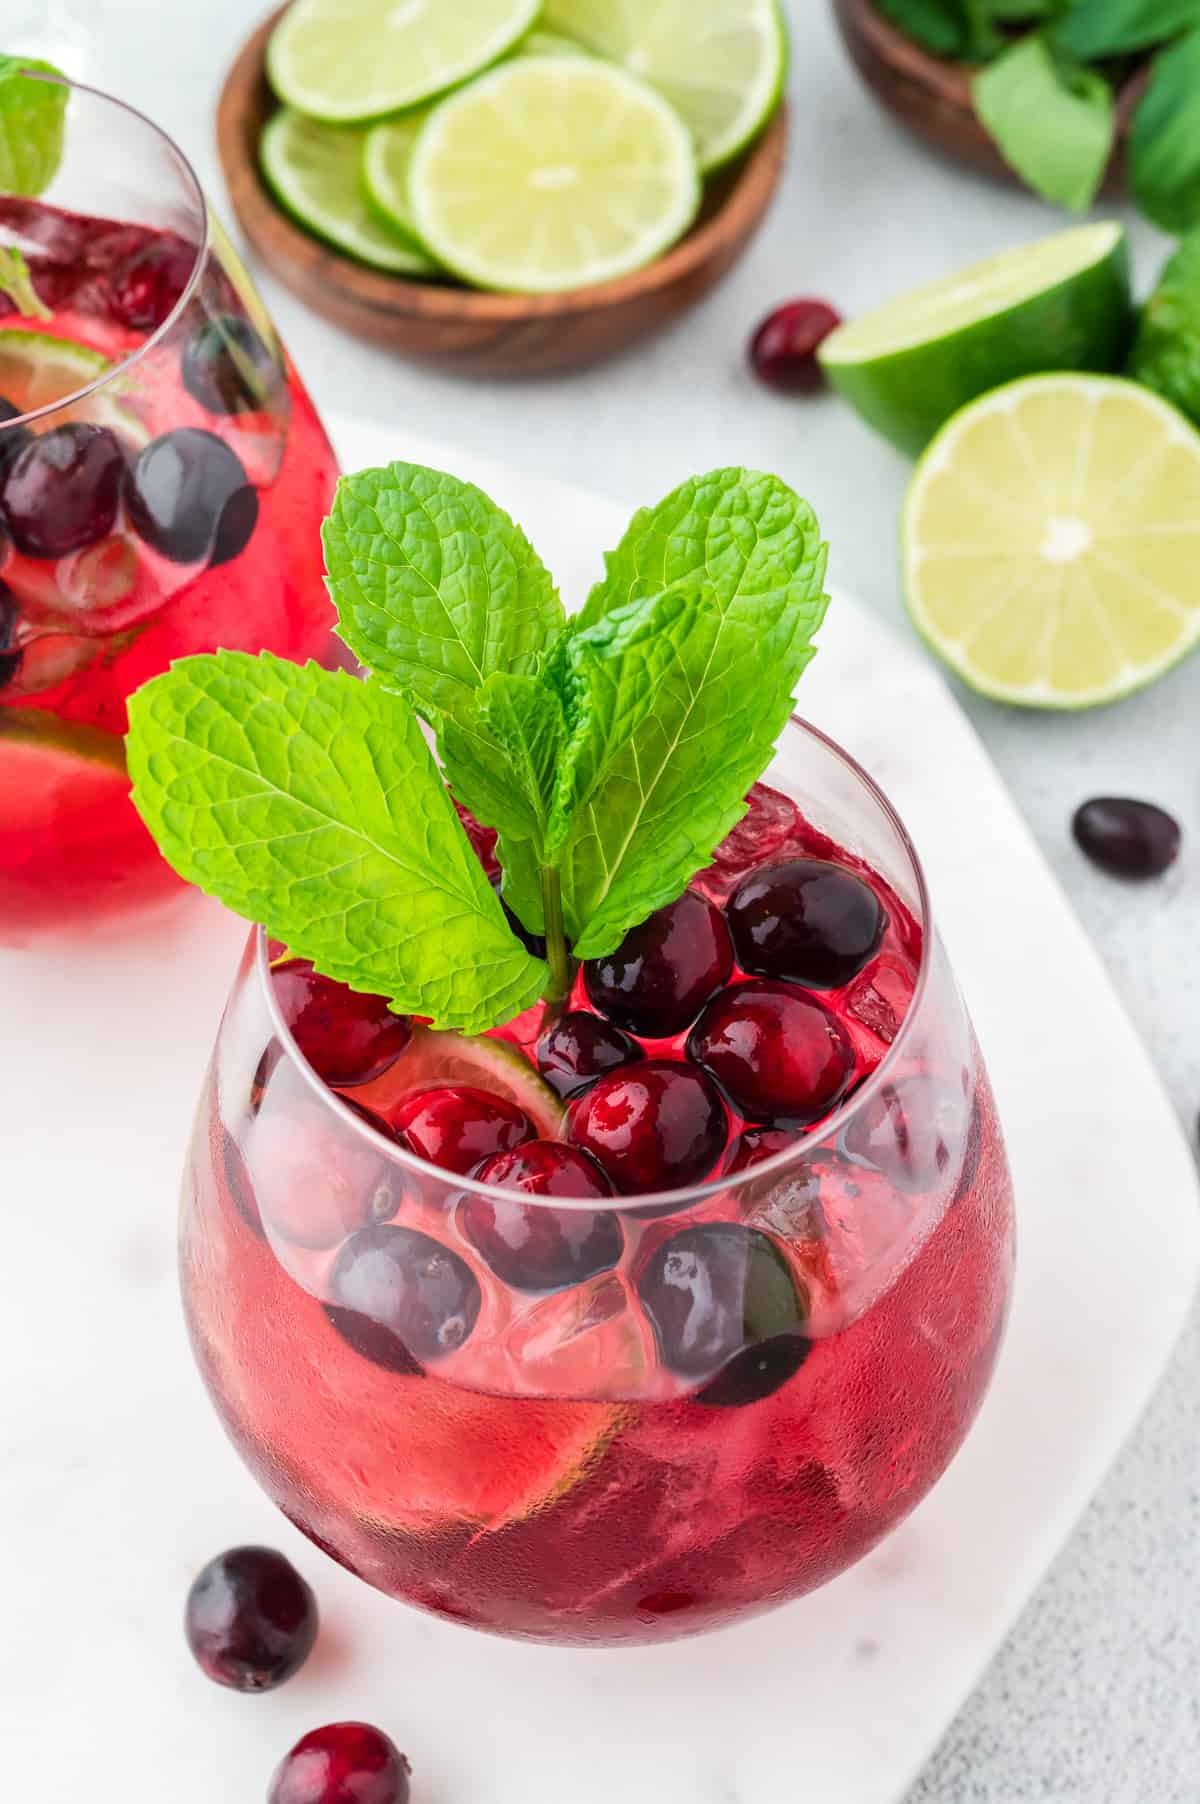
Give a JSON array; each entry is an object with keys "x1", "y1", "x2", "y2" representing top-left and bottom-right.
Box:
[
  {"x1": 0, "y1": 74, "x2": 338, "y2": 938},
  {"x1": 182, "y1": 719, "x2": 1015, "y2": 1646}
]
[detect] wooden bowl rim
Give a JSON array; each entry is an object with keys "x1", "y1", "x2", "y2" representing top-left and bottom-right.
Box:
[{"x1": 217, "y1": 7, "x2": 790, "y2": 325}]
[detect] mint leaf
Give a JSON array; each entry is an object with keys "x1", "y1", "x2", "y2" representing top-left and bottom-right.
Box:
[
  {"x1": 555, "y1": 580, "x2": 820, "y2": 963},
  {"x1": 973, "y1": 35, "x2": 1113, "y2": 213},
  {"x1": 0, "y1": 245, "x2": 50, "y2": 319},
  {"x1": 126, "y1": 651, "x2": 548, "y2": 1034},
  {"x1": 0, "y1": 57, "x2": 68, "y2": 197},
  {"x1": 322, "y1": 461, "x2": 564, "y2": 726},
  {"x1": 874, "y1": 0, "x2": 970, "y2": 56},
  {"x1": 1130, "y1": 29, "x2": 1200, "y2": 233},
  {"x1": 1056, "y1": 0, "x2": 1200, "y2": 59}
]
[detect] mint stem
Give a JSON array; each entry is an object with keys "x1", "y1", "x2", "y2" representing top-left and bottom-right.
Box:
[
  {"x1": 0, "y1": 246, "x2": 51, "y2": 320},
  {"x1": 540, "y1": 864, "x2": 574, "y2": 1008}
]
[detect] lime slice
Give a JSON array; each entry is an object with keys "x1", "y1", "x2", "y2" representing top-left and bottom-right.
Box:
[
  {"x1": 819, "y1": 223, "x2": 1133, "y2": 458},
  {"x1": 260, "y1": 109, "x2": 438, "y2": 276},
  {"x1": 903, "y1": 373, "x2": 1200, "y2": 709},
  {"x1": 365, "y1": 1026, "x2": 565, "y2": 1139},
  {"x1": 408, "y1": 58, "x2": 700, "y2": 294},
  {"x1": 515, "y1": 27, "x2": 591, "y2": 58},
  {"x1": 0, "y1": 329, "x2": 146, "y2": 439},
  {"x1": 362, "y1": 113, "x2": 432, "y2": 250},
  {"x1": 542, "y1": 0, "x2": 787, "y2": 170},
  {"x1": 266, "y1": 0, "x2": 541, "y2": 123}
]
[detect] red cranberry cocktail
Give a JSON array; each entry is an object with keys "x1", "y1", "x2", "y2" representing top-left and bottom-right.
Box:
[{"x1": 0, "y1": 75, "x2": 337, "y2": 938}]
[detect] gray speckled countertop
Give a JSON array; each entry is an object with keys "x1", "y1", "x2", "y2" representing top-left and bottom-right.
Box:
[{"x1": 54, "y1": 0, "x2": 1200, "y2": 1794}]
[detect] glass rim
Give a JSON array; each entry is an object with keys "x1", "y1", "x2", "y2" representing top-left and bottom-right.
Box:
[
  {"x1": 0, "y1": 71, "x2": 211, "y2": 431},
  {"x1": 252, "y1": 713, "x2": 935, "y2": 1215}
]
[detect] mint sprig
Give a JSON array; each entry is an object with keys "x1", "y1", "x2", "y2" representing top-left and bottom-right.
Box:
[
  {"x1": 0, "y1": 57, "x2": 68, "y2": 198},
  {"x1": 127, "y1": 463, "x2": 828, "y2": 1034},
  {"x1": 0, "y1": 245, "x2": 50, "y2": 320}
]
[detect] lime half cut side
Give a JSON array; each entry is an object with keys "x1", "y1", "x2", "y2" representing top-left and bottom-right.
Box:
[
  {"x1": 266, "y1": 0, "x2": 541, "y2": 122},
  {"x1": 543, "y1": 0, "x2": 786, "y2": 170},
  {"x1": 903, "y1": 374, "x2": 1200, "y2": 709},
  {"x1": 408, "y1": 57, "x2": 700, "y2": 294},
  {"x1": 261, "y1": 109, "x2": 438, "y2": 276},
  {"x1": 820, "y1": 223, "x2": 1133, "y2": 457},
  {"x1": 0, "y1": 329, "x2": 147, "y2": 440}
]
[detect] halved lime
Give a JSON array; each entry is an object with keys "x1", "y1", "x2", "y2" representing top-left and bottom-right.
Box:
[
  {"x1": 408, "y1": 57, "x2": 700, "y2": 294},
  {"x1": 0, "y1": 329, "x2": 147, "y2": 439},
  {"x1": 362, "y1": 113, "x2": 432, "y2": 251},
  {"x1": 266, "y1": 0, "x2": 541, "y2": 122},
  {"x1": 819, "y1": 223, "x2": 1133, "y2": 458},
  {"x1": 368, "y1": 1026, "x2": 565, "y2": 1139},
  {"x1": 903, "y1": 373, "x2": 1200, "y2": 709},
  {"x1": 260, "y1": 109, "x2": 438, "y2": 276},
  {"x1": 542, "y1": 0, "x2": 787, "y2": 170}
]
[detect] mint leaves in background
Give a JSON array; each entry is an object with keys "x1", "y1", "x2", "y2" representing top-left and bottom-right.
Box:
[
  {"x1": 1129, "y1": 225, "x2": 1200, "y2": 421},
  {"x1": 0, "y1": 56, "x2": 68, "y2": 197},
  {"x1": 1056, "y1": 0, "x2": 1200, "y2": 57},
  {"x1": 974, "y1": 35, "x2": 1113, "y2": 213},
  {"x1": 1129, "y1": 29, "x2": 1200, "y2": 231}
]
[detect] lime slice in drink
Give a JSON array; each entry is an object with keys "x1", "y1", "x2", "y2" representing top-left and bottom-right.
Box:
[
  {"x1": 365, "y1": 1026, "x2": 565, "y2": 1139},
  {"x1": 903, "y1": 374, "x2": 1200, "y2": 708},
  {"x1": 260, "y1": 109, "x2": 438, "y2": 276},
  {"x1": 266, "y1": 0, "x2": 541, "y2": 122},
  {"x1": 361, "y1": 114, "x2": 432, "y2": 251},
  {"x1": 408, "y1": 57, "x2": 700, "y2": 294},
  {"x1": 0, "y1": 329, "x2": 147, "y2": 439},
  {"x1": 819, "y1": 223, "x2": 1133, "y2": 458},
  {"x1": 543, "y1": 0, "x2": 786, "y2": 170}
]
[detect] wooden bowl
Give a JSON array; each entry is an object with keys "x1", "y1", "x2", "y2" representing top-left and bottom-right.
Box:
[
  {"x1": 216, "y1": 8, "x2": 789, "y2": 379},
  {"x1": 831, "y1": 0, "x2": 1144, "y2": 192}
]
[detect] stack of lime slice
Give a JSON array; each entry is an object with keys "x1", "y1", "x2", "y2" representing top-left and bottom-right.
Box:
[{"x1": 262, "y1": 0, "x2": 787, "y2": 292}]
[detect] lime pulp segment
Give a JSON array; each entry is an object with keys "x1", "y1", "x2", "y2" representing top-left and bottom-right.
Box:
[
  {"x1": 0, "y1": 328, "x2": 147, "y2": 440},
  {"x1": 362, "y1": 113, "x2": 431, "y2": 246},
  {"x1": 903, "y1": 374, "x2": 1200, "y2": 709},
  {"x1": 260, "y1": 109, "x2": 438, "y2": 275}
]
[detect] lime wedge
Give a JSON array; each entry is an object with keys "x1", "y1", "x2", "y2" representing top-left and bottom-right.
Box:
[
  {"x1": 819, "y1": 223, "x2": 1133, "y2": 458},
  {"x1": 366, "y1": 1026, "x2": 566, "y2": 1139},
  {"x1": 542, "y1": 0, "x2": 787, "y2": 170},
  {"x1": 266, "y1": 0, "x2": 541, "y2": 122},
  {"x1": 903, "y1": 374, "x2": 1200, "y2": 709},
  {"x1": 408, "y1": 57, "x2": 700, "y2": 294},
  {"x1": 362, "y1": 113, "x2": 433, "y2": 251},
  {"x1": 260, "y1": 109, "x2": 438, "y2": 276},
  {"x1": 0, "y1": 329, "x2": 146, "y2": 439}
]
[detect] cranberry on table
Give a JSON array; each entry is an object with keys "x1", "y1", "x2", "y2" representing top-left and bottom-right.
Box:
[
  {"x1": 327, "y1": 1222, "x2": 481, "y2": 1371},
  {"x1": 106, "y1": 234, "x2": 195, "y2": 330},
  {"x1": 392, "y1": 1084, "x2": 535, "y2": 1177},
  {"x1": 584, "y1": 890, "x2": 734, "y2": 1039},
  {"x1": 184, "y1": 1545, "x2": 317, "y2": 1693},
  {"x1": 1, "y1": 422, "x2": 125, "y2": 557},
  {"x1": 269, "y1": 1722, "x2": 411, "y2": 1804},
  {"x1": 537, "y1": 1008, "x2": 643, "y2": 1099},
  {"x1": 1072, "y1": 796, "x2": 1181, "y2": 880},
  {"x1": 462, "y1": 1141, "x2": 620, "y2": 1292},
  {"x1": 569, "y1": 1058, "x2": 728, "y2": 1194},
  {"x1": 125, "y1": 426, "x2": 257, "y2": 566},
  {"x1": 272, "y1": 959, "x2": 411, "y2": 1088},
  {"x1": 182, "y1": 314, "x2": 281, "y2": 416},
  {"x1": 689, "y1": 979, "x2": 855, "y2": 1125},
  {"x1": 0, "y1": 395, "x2": 33, "y2": 479},
  {"x1": 749, "y1": 299, "x2": 841, "y2": 393},
  {"x1": 727, "y1": 857, "x2": 886, "y2": 990},
  {"x1": 0, "y1": 578, "x2": 21, "y2": 690}
]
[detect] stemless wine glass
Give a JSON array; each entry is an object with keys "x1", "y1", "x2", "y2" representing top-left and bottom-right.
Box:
[
  {"x1": 181, "y1": 719, "x2": 1015, "y2": 1648},
  {"x1": 0, "y1": 74, "x2": 338, "y2": 939}
]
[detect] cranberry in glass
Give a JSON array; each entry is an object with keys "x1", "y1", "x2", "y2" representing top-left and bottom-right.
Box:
[
  {"x1": 462, "y1": 1142, "x2": 620, "y2": 1292},
  {"x1": 125, "y1": 427, "x2": 258, "y2": 566},
  {"x1": 185, "y1": 1546, "x2": 317, "y2": 1692},
  {"x1": 0, "y1": 578, "x2": 21, "y2": 689},
  {"x1": 727, "y1": 857, "x2": 886, "y2": 990},
  {"x1": 569, "y1": 1059, "x2": 727, "y2": 1194},
  {"x1": 1, "y1": 422, "x2": 125, "y2": 557},
  {"x1": 272, "y1": 959, "x2": 411, "y2": 1087},
  {"x1": 689, "y1": 979, "x2": 855, "y2": 1125},
  {"x1": 637, "y1": 1222, "x2": 810, "y2": 1404},
  {"x1": 724, "y1": 1127, "x2": 796, "y2": 1174},
  {"x1": 327, "y1": 1223, "x2": 481, "y2": 1371},
  {"x1": 0, "y1": 396, "x2": 33, "y2": 479},
  {"x1": 749, "y1": 299, "x2": 841, "y2": 393},
  {"x1": 269, "y1": 1723, "x2": 411, "y2": 1804},
  {"x1": 391, "y1": 1084, "x2": 535, "y2": 1177},
  {"x1": 1072, "y1": 796, "x2": 1181, "y2": 880},
  {"x1": 182, "y1": 315, "x2": 281, "y2": 416},
  {"x1": 537, "y1": 1008, "x2": 643, "y2": 1099},
  {"x1": 107, "y1": 234, "x2": 195, "y2": 330},
  {"x1": 584, "y1": 890, "x2": 734, "y2": 1038}
]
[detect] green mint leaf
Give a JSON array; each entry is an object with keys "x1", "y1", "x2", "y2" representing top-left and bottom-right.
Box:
[
  {"x1": 0, "y1": 57, "x2": 68, "y2": 197},
  {"x1": 0, "y1": 245, "x2": 50, "y2": 319},
  {"x1": 874, "y1": 0, "x2": 970, "y2": 56},
  {"x1": 556, "y1": 577, "x2": 822, "y2": 963},
  {"x1": 1056, "y1": 0, "x2": 1200, "y2": 60},
  {"x1": 322, "y1": 461, "x2": 564, "y2": 726},
  {"x1": 1130, "y1": 29, "x2": 1200, "y2": 233},
  {"x1": 984, "y1": 1, "x2": 1063, "y2": 18},
  {"x1": 1128, "y1": 226, "x2": 1200, "y2": 425},
  {"x1": 126, "y1": 651, "x2": 548, "y2": 1034},
  {"x1": 973, "y1": 34, "x2": 1114, "y2": 213}
]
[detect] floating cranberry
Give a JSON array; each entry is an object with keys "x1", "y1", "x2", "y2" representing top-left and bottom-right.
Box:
[
  {"x1": 327, "y1": 1223, "x2": 481, "y2": 1371},
  {"x1": 0, "y1": 578, "x2": 20, "y2": 689},
  {"x1": 391, "y1": 1084, "x2": 535, "y2": 1177},
  {"x1": 462, "y1": 1142, "x2": 620, "y2": 1292},
  {"x1": 272, "y1": 959, "x2": 411, "y2": 1087},
  {"x1": 749, "y1": 298, "x2": 841, "y2": 393},
  {"x1": 125, "y1": 427, "x2": 257, "y2": 565},
  {"x1": 1, "y1": 422, "x2": 125, "y2": 557},
  {"x1": 584, "y1": 890, "x2": 733, "y2": 1039},
  {"x1": 569, "y1": 1059, "x2": 727, "y2": 1194},
  {"x1": 689, "y1": 979, "x2": 855, "y2": 1125},
  {"x1": 182, "y1": 314, "x2": 281, "y2": 415},
  {"x1": 107, "y1": 234, "x2": 195, "y2": 330},
  {"x1": 727, "y1": 857, "x2": 885, "y2": 989},
  {"x1": 537, "y1": 1008, "x2": 643, "y2": 1099},
  {"x1": 268, "y1": 1722, "x2": 411, "y2": 1804},
  {"x1": 185, "y1": 1546, "x2": 317, "y2": 1693},
  {"x1": 1072, "y1": 796, "x2": 1181, "y2": 880},
  {"x1": 0, "y1": 395, "x2": 33, "y2": 479}
]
